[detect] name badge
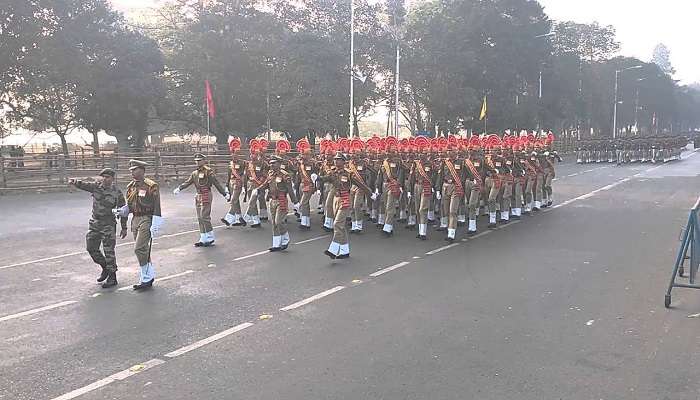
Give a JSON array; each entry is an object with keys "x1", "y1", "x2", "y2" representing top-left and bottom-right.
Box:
[
  {"x1": 474, "y1": 162, "x2": 480, "y2": 167},
  {"x1": 275, "y1": 177, "x2": 283, "y2": 183},
  {"x1": 234, "y1": 164, "x2": 240, "y2": 169},
  {"x1": 138, "y1": 189, "x2": 146, "y2": 197},
  {"x1": 341, "y1": 176, "x2": 349, "y2": 182},
  {"x1": 305, "y1": 166, "x2": 312, "y2": 171},
  {"x1": 506, "y1": 161, "x2": 512, "y2": 165},
  {"x1": 281, "y1": 164, "x2": 286, "y2": 169},
  {"x1": 255, "y1": 166, "x2": 261, "y2": 171},
  {"x1": 198, "y1": 173, "x2": 205, "y2": 179},
  {"x1": 530, "y1": 158, "x2": 536, "y2": 161},
  {"x1": 495, "y1": 162, "x2": 502, "y2": 167},
  {"x1": 454, "y1": 165, "x2": 461, "y2": 170},
  {"x1": 390, "y1": 162, "x2": 396, "y2": 168},
  {"x1": 424, "y1": 167, "x2": 431, "y2": 172},
  {"x1": 357, "y1": 166, "x2": 363, "y2": 171}
]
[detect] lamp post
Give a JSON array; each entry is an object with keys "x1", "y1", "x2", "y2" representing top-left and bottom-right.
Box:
[
  {"x1": 534, "y1": 32, "x2": 555, "y2": 132},
  {"x1": 613, "y1": 65, "x2": 643, "y2": 139},
  {"x1": 349, "y1": 0, "x2": 355, "y2": 138},
  {"x1": 265, "y1": 56, "x2": 276, "y2": 142}
]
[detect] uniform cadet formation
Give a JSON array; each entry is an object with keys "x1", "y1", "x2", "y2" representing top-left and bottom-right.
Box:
[
  {"x1": 70, "y1": 132, "x2": 691, "y2": 288},
  {"x1": 576, "y1": 135, "x2": 687, "y2": 164}
]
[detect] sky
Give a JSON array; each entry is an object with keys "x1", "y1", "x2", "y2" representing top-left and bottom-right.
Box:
[{"x1": 109, "y1": 0, "x2": 700, "y2": 85}]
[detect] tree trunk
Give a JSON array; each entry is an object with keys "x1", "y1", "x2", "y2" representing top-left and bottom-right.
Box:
[
  {"x1": 59, "y1": 133, "x2": 69, "y2": 158},
  {"x1": 91, "y1": 130, "x2": 100, "y2": 155}
]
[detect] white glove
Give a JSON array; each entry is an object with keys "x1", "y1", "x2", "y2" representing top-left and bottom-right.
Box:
[
  {"x1": 311, "y1": 173, "x2": 318, "y2": 183},
  {"x1": 436, "y1": 191, "x2": 442, "y2": 200},
  {"x1": 173, "y1": 187, "x2": 181, "y2": 195},
  {"x1": 294, "y1": 203, "x2": 300, "y2": 210},
  {"x1": 250, "y1": 189, "x2": 258, "y2": 198},
  {"x1": 150, "y1": 216, "x2": 164, "y2": 238},
  {"x1": 371, "y1": 192, "x2": 378, "y2": 201},
  {"x1": 113, "y1": 205, "x2": 129, "y2": 218},
  {"x1": 225, "y1": 193, "x2": 232, "y2": 202},
  {"x1": 407, "y1": 192, "x2": 412, "y2": 200}
]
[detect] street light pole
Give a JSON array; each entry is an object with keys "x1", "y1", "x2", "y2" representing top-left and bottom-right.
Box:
[
  {"x1": 613, "y1": 69, "x2": 619, "y2": 139},
  {"x1": 349, "y1": 0, "x2": 355, "y2": 138}
]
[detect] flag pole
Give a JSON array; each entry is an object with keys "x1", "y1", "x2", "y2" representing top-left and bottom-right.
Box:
[{"x1": 349, "y1": 0, "x2": 354, "y2": 138}]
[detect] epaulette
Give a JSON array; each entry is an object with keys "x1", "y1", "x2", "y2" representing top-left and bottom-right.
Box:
[{"x1": 143, "y1": 178, "x2": 158, "y2": 187}]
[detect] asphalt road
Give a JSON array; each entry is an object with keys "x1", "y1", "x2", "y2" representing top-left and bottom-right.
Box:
[{"x1": 1, "y1": 152, "x2": 700, "y2": 400}]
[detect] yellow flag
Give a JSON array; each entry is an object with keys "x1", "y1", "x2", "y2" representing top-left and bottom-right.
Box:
[{"x1": 479, "y1": 96, "x2": 487, "y2": 121}]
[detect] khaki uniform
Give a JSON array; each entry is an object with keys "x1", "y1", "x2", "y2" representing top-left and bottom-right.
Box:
[
  {"x1": 321, "y1": 166, "x2": 371, "y2": 258},
  {"x1": 464, "y1": 156, "x2": 484, "y2": 233},
  {"x1": 244, "y1": 159, "x2": 268, "y2": 225},
  {"x1": 223, "y1": 159, "x2": 247, "y2": 226},
  {"x1": 74, "y1": 180, "x2": 128, "y2": 274},
  {"x1": 376, "y1": 157, "x2": 404, "y2": 235},
  {"x1": 349, "y1": 158, "x2": 371, "y2": 232},
  {"x1": 437, "y1": 158, "x2": 465, "y2": 240},
  {"x1": 296, "y1": 157, "x2": 318, "y2": 228},
  {"x1": 257, "y1": 168, "x2": 297, "y2": 249},
  {"x1": 408, "y1": 159, "x2": 436, "y2": 238},
  {"x1": 177, "y1": 166, "x2": 226, "y2": 242},
  {"x1": 125, "y1": 178, "x2": 161, "y2": 282}
]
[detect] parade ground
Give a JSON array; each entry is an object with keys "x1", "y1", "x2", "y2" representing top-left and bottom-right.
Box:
[{"x1": 1, "y1": 151, "x2": 700, "y2": 400}]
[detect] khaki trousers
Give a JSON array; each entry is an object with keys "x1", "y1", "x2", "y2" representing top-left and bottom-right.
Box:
[
  {"x1": 131, "y1": 215, "x2": 152, "y2": 266},
  {"x1": 464, "y1": 180, "x2": 481, "y2": 219},
  {"x1": 227, "y1": 186, "x2": 243, "y2": 215},
  {"x1": 245, "y1": 182, "x2": 267, "y2": 216},
  {"x1": 196, "y1": 194, "x2": 213, "y2": 233},
  {"x1": 332, "y1": 196, "x2": 349, "y2": 245},
  {"x1": 299, "y1": 191, "x2": 312, "y2": 217},
  {"x1": 269, "y1": 199, "x2": 288, "y2": 237},
  {"x1": 441, "y1": 183, "x2": 461, "y2": 230}
]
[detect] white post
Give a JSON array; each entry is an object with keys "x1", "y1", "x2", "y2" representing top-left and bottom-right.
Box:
[{"x1": 349, "y1": 0, "x2": 355, "y2": 138}]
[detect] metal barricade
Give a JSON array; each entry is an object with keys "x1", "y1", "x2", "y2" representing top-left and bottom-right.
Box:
[{"x1": 665, "y1": 196, "x2": 700, "y2": 308}]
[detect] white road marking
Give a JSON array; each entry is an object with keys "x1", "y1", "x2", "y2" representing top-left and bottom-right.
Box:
[
  {"x1": 294, "y1": 235, "x2": 329, "y2": 245},
  {"x1": 551, "y1": 177, "x2": 632, "y2": 210},
  {"x1": 567, "y1": 173, "x2": 579, "y2": 177},
  {"x1": 233, "y1": 250, "x2": 270, "y2": 261},
  {"x1": 280, "y1": 286, "x2": 346, "y2": 311},
  {"x1": 117, "y1": 270, "x2": 195, "y2": 291},
  {"x1": 426, "y1": 243, "x2": 461, "y2": 255},
  {"x1": 51, "y1": 358, "x2": 165, "y2": 400},
  {"x1": 370, "y1": 261, "x2": 411, "y2": 277},
  {"x1": 164, "y1": 322, "x2": 254, "y2": 358},
  {"x1": 0, "y1": 300, "x2": 78, "y2": 323}
]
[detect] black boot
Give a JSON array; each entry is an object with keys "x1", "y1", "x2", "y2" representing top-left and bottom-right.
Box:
[
  {"x1": 101, "y1": 272, "x2": 118, "y2": 288},
  {"x1": 133, "y1": 278, "x2": 154, "y2": 290},
  {"x1": 97, "y1": 267, "x2": 109, "y2": 283},
  {"x1": 324, "y1": 250, "x2": 337, "y2": 259},
  {"x1": 220, "y1": 217, "x2": 231, "y2": 227}
]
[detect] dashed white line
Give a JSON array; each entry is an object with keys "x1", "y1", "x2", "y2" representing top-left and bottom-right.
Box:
[
  {"x1": 51, "y1": 358, "x2": 165, "y2": 400},
  {"x1": 425, "y1": 243, "x2": 461, "y2": 255},
  {"x1": 370, "y1": 261, "x2": 411, "y2": 277},
  {"x1": 164, "y1": 322, "x2": 254, "y2": 358},
  {"x1": 0, "y1": 300, "x2": 78, "y2": 323},
  {"x1": 280, "y1": 286, "x2": 346, "y2": 311},
  {"x1": 117, "y1": 270, "x2": 195, "y2": 291},
  {"x1": 233, "y1": 250, "x2": 270, "y2": 261}
]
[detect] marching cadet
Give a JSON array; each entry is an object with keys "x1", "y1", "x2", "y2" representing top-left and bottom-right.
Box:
[
  {"x1": 348, "y1": 138, "x2": 371, "y2": 234},
  {"x1": 69, "y1": 168, "x2": 127, "y2": 288},
  {"x1": 407, "y1": 137, "x2": 436, "y2": 240},
  {"x1": 122, "y1": 160, "x2": 163, "y2": 290},
  {"x1": 510, "y1": 144, "x2": 527, "y2": 219},
  {"x1": 173, "y1": 153, "x2": 229, "y2": 247},
  {"x1": 483, "y1": 135, "x2": 502, "y2": 229},
  {"x1": 294, "y1": 138, "x2": 318, "y2": 230},
  {"x1": 435, "y1": 139, "x2": 465, "y2": 241},
  {"x1": 319, "y1": 141, "x2": 337, "y2": 231},
  {"x1": 244, "y1": 140, "x2": 269, "y2": 228},
  {"x1": 375, "y1": 137, "x2": 405, "y2": 236},
  {"x1": 320, "y1": 152, "x2": 373, "y2": 259},
  {"x1": 542, "y1": 149, "x2": 562, "y2": 207},
  {"x1": 251, "y1": 156, "x2": 298, "y2": 251},
  {"x1": 463, "y1": 136, "x2": 485, "y2": 235},
  {"x1": 498, "y1": 140, "x2": 514, "y2": 223},
  {"x1": 221, "y1": 137, "x2": 247, "y2": 227}
]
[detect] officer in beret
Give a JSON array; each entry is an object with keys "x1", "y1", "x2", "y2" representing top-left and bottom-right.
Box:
[{"x1": 69, "y1": 168, "x2": 128, "y2": 288}]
